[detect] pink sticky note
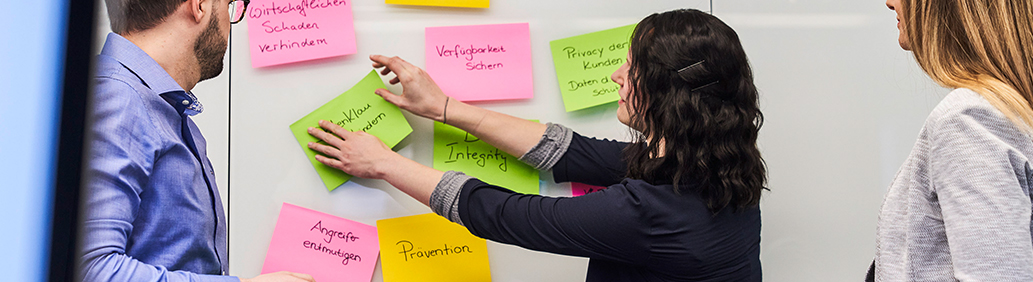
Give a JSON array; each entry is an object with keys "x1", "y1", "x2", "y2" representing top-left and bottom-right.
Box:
[
  {"x1": 571, "y1": 182, "x2": 607, "y2": 196},
  {"x1": 425, "y1": 23, "x2": 534, "y2": 101},
  {"x1": 262, "y1": 203, "x2": 379, "y2": 282},
  {"x1": 245, "y1": 0, "x2": 357, "y2": 68}
]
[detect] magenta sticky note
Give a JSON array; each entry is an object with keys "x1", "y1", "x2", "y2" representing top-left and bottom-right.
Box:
[
  {"x1": 245, "y1": 0, "x2": 357, "y2": 68},
  {"x1": 571, "y1": 182, "x2": 607, "y2": 196},
  {"x1": 261, "y1": 203, "x2": 379, "y2": 282},
  {"x1": 425, "y1": 23, "x2": 534, "y2": 101}
]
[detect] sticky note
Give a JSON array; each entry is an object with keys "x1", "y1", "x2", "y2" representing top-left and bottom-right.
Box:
[
  {"x1": 377, "y1": 213, "x2": 491, "y2": 282},
  {"x1": 550, "y1": 24, "x2": 636, "y2": 111},
  {"x1": 386, "y1": 0, "x2": 489, "y2": 8},
  {"x1": 426, "y1": 23, "x2": 533, "y2": 102},
  {"x1": 290, "y1": 70, "x2": 413, "y2": 191},
  {"x1": 261, "y1": 203, "x2": 379, "y2": 282},
  {"x1": 571, "y1": 182, "x2": 607, "y2": 197},
  {"x1": 245, "y1": 0, "x2": 357, "y2": 67},
  {"x1": 433, "y1": 121, "x2": 540, "y2": 194}
]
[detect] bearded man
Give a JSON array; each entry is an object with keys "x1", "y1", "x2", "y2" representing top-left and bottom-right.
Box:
[{"x1": 79, "y1": 0, "x2": 312, "y2": 281}]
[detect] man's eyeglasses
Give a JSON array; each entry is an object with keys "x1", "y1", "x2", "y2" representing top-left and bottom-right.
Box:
[{"x1": 230, "y1": 0, "x2": 249, "y2": 24}]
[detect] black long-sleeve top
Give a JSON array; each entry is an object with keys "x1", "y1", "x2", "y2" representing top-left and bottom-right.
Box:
[{"x1": 430, "y1": 124, "x2": 762, "y2": 281}]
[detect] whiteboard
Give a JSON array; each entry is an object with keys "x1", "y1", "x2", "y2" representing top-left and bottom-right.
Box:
[
  {"x1": 227, "y1": 1, "x2": 710, "y2": 281},
  {"x1": 226, "y1": 1, "x2": 710, "y2": 281},
  {"x1": 716, "y1": 1, "x2": 946, "y2": 281},
  {"x1": 90, "y1": 0, "x2": 953, "y2": 281}
]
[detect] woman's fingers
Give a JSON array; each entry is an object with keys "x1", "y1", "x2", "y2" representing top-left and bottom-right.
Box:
[
  {"x1": 371, "y1": 55, "x2": 413, "y2": 79},
  {"x1": 318, "y1": 120, "x2": 355, "y2": 141},
  {"x1": 371, "y1": 54, "x2": 387, "y2": 68},
  {"x1": 314, "y1": 154, "x2": 345, "y2": 170},
  {"x1": 307, "y1": 126, "x2": 345, "y2": 148},
  {"x1": 289, "y1": 272, "x2": 315, "y2": 282},
  {"x1": 307, "y1": 141, "x2": 341, "y2": 158},
  {"x1": 376, "y1": 88, "x2": 406, "y2": 107}
]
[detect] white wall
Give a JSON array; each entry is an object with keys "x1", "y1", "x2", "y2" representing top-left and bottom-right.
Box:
[
  {"x1": 226, "y1": 1, "x2": 707, "y2": 282},
  {"x1": 90, "y1": 0, "x2": 953, "y2": 281},
  {"x1": 716, "y1": 1, "x2": 946, "y2": 280}
]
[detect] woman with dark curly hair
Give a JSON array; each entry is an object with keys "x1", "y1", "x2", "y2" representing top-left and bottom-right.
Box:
[{"x1": 307, "y1": 9, "x2": 766, "y2": 281}]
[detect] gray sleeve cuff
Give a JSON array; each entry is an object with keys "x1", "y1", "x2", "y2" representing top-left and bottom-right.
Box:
[
  {"x1": 430, "y1": 170, "x2": 473, "y2": 227},
  {"x1": 518, "y1": 123, "x2": 574, "y2": 171}
]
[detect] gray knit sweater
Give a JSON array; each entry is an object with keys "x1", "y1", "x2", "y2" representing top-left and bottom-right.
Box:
[{"x1": 876, "y1": 88, "x2": 1033, "y2": 281}]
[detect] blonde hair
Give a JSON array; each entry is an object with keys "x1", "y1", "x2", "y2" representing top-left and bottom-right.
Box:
[{"x1": 902, "y1": 0, "x2": 1033, "y2": 129}]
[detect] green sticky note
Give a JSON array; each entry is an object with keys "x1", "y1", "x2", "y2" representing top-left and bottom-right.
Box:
[
  {"x1": 290, "y1": 70, "x2": 413, "y2": 191},
  {"x1": 433, "y1": 121, "x2": 540, "y2": 194},
  {"x1": 550, "y1": 24, "x2": 636, "y2": 112}
]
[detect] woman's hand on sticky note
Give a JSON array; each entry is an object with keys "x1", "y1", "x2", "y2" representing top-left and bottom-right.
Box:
[
  {"x1": 308, "y1": 119, "x2": 399, "y2": 180},
  {"x1": 370, "y1": 54, "x2": 450, "y2": 122}
]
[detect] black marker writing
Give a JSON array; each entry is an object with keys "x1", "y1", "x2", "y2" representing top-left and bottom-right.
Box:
[
  {"x1": 303, "y1": 240, "x2": 362, "y2": 265},
  {"x1": 248, "y1": 0, "x2": 348, "y2": 19},
  {"x1": 262, "y1": 20, "x2": 320, "y2": 34},
  {"x1": 466, "y1": 61, "x2": 503, "y2": 71},
  {"x1": 310, "y1": 221, "x2": 360, "y2": 244},
  {"x1": 359, "y1": 113, "x2": 387, "y2": 132},
  {"x1": 593, "y1": 85, "x2": 618, "y2": 97},
  {"x1": 325, "y1": 104, "x2": 388, "y2": 133},
  {"x1": 257, "y1": 38, "x2": 329, "y2": 53},
  {"x1": 445, "y1": 142, "x2": 508, "y2": 172},
  {"x1": 330, "y1": 104, "x2": 372, "y2": 127},
  {"x1": 396, "y1": 240, "x2": 473, "y2": 262},
  {"x1": 568, "y1": 76, "x2": 610, "y2": 91},
  {"x1": 436, "y1": 44, "x2": 506, "y2": 61},
  {"x1": 563, "y1": 46, "x2": 604, "y2": 59},
  {"x1": 583, "y1": 58, "x2": 623, "y2": 70}
]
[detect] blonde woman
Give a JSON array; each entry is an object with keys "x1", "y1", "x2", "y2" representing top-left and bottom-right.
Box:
[{"x1": 873, "y1": 0, "x2": 1033, "y2": 280}]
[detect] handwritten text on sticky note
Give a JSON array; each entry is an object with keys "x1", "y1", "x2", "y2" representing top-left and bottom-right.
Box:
[
  {"x1": 290, "y1": 70, "x2": 413, "y2": 191},
  {"x1": 246, "y1": 0, "x2": 357, "y2": 67},
  {"x1": 426, "y1": 23, "x2": 533, "y2": 101},
  {"x1": 261, "y1": 203, "x2": 379, "y2": 282},
  {"x1": 550, "y1": 24, "x2": 636, "y2": 111},
  {"x1": 377, "y1": 213, "x2": 491, "y2": 282},
  {"x1": 571, "y1": 182, "x2": 607, "y2": 197},
  {"x1": 386, "y1": 0, "x2": 488, "y2": 8},
  {"x1": 433, "y1": 121, "x2": 540, "y2": 194}
]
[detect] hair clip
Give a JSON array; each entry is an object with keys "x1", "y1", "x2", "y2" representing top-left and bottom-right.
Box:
[
  {"x1": 675, "y1": 60, "x2": 719, "y2": 91},
  {"x1": 676, "y1": 60, "x2": 706, "y2": 79},
  {"x1": 691, "y1": 80, "x2": 720, "y2": 92}
]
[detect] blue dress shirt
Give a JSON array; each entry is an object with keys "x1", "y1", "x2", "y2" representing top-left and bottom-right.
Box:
[{"x1": 79, "y1": 33, "x2": 235, "y2": 282}]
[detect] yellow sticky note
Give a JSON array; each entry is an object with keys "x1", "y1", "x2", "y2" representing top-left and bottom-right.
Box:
[
  {"x1": 377, "y1": 213, "x2": 492, "y2": 282},
  {"x1": 385, "y1": 0, "x2": 489, "y2": 8}
]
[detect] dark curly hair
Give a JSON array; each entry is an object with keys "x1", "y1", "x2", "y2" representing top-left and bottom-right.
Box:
[{"x1": 624, "y1": 9, "x2": 766, "y2": 212}]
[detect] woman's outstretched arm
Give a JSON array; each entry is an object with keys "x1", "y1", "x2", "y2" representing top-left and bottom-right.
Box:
[{"x1": 369, "y1": 54, "x2": 546, "y2": 158}]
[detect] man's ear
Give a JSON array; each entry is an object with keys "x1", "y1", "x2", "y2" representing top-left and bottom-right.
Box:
[{"x1": 188, "y1": 0, "x2": 207, "y2": 24}]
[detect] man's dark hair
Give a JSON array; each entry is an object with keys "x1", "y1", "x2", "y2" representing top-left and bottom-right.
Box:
[{"x1": 105, "y1": 0, "x2": 188, "y2": 34}]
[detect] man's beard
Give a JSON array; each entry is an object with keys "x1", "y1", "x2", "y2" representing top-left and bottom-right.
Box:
[{"x1": 194, "y1": 13, "x2": 227, "y2": 82}]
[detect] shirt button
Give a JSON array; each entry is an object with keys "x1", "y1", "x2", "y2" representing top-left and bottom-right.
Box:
[{"x1": 181, "y1": 100, "x2": 190, "y2": 105}]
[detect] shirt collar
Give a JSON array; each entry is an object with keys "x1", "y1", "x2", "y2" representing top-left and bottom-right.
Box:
[
  {"x1": 100, "y1": 33, "x2": 204, "y2": 116},
  {"x1": 161, "y1": 91, "x2": 205, "y2": 116}
]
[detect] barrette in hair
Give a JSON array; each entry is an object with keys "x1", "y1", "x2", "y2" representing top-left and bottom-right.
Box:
[
  {"x1": 675, "y1": 60, "x2": 706, "y2": 80},
  {"x1": 694, "y1": 80, "x2": 718, "y2": 90},
  {"x1": 675, "y1": 60, "x2": 719, "y2": 91}
]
